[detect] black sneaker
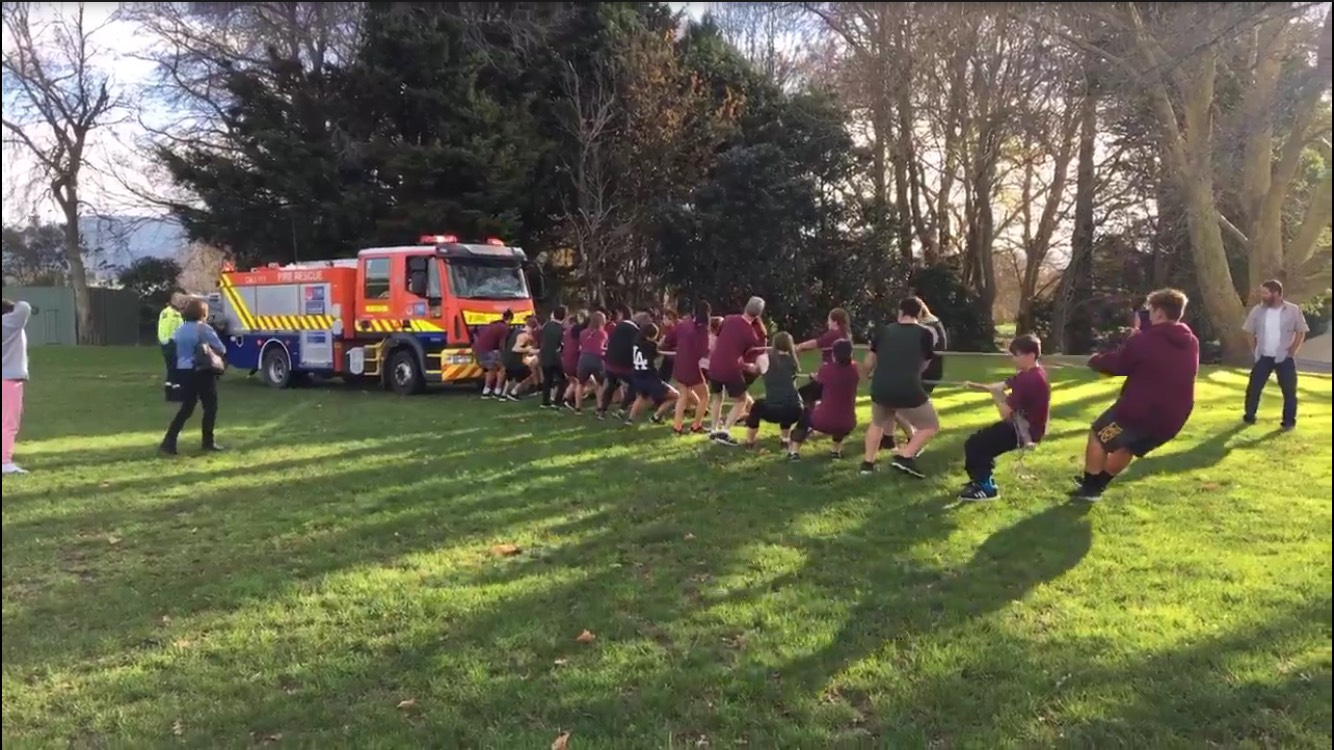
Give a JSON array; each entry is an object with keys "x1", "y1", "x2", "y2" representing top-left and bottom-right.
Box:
[
  {"x1": 786, "y1": 452, "x2": 800, "y2": 462},
  {"x1": 1281, "y1": 423, "x2": 1296, "y2": 432},
  {"x1": 1242, "y1": 414, "x2": 1257, "y2": 425},
  {"x1": 713, "y1": 433, "x2": 741, "y2": 447},
  {"x1": 622, "y1": 418, "x2": 635, "y2": 426},
  {"x1": 158, "y1": 445, "x2": 178, "y2": 457},
  {"x1": 859, "y1": 461, "x2": 875, "y2": 475},
  {"x1": 480, "y1": 392, "x2": 493, "y2": 400},
  {"x1": 958, "y1": 483, "x2": 999, "y2": 502},
  {"x1": 201, "y1": 444, "x2": 225, "y2": 453},
  {"x1": 1069, "y1": 484, "x2": 1103, "y2": 503},
  {"x1": 650, "y1": 414, "x2": 664, "y2": 425},
  {"x1": 891, "y1": 455, "x2": 925, "y2": 479},
  {"x1": 596, "y1": 410, "x2": 607, "y2": 421},
  {"x1": 829, "y1": 448, "x2": 843, "y2": 459},
  {"x1": 562, "y1": 401, "x2": 577, "y2": 413}
]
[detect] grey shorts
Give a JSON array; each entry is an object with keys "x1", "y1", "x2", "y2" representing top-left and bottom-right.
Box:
[
  {"x1": 477, "y1": 350, "x2": 501, "y2": 370},
  {"x1": 871, "y1": 400, "x2": 939, "y2": 431}
]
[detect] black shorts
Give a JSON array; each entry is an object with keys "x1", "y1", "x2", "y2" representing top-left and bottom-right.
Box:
[
  {"x1": 604, "y1": 368, "x2": 630, "y2": 390},
  {"x1": 633, "y1": 376, "x2": 670, "y2": 405},
  {"x1": 709, "y1": 375, "x2": 748, "y2": 398},
  {"x1": 658, "y1": 356, "x2": 675, "y2": 382},
  {"x1": 744, "y1": 399, "x2": 808, "y2": 430},
  {"x1": 505, "y1": 364, "x2": 531, "y2": 382},
  {"x1": 1091, "y1": 406, "x2": 1167, "y2": 458},
  {"x1": 798, "y1": 379, "x2": 824, "y2": 404}
]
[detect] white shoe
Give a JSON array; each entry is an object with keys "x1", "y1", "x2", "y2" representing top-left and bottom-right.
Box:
[{"x1": 2, "y1": 463, "x2": 28, "y2": 475}]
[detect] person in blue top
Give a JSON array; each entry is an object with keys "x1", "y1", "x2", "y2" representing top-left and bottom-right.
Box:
[{"x1": 160, "y1": 298, "x2": 226, "y2": 455}]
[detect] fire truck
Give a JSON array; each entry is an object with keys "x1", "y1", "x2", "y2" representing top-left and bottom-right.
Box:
[{"x1": 207, "y1": 235, "x2": 543, "y2": 394}]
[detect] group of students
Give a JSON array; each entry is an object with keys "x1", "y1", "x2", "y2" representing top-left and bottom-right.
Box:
[{"x1": 467, "y1": 294, "x2": 1061, "y2": 502}]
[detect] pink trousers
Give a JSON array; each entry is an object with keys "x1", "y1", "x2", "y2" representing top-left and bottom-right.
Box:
[{"x1": 2, "y1": 379, "x2": 22, "y2": 465}]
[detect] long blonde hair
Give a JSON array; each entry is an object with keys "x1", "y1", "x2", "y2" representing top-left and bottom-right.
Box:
[{"x1": 772, "y1": 331, "x2": 798, "y2": 368}]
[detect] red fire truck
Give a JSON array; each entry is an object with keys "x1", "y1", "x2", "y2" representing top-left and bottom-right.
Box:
[{"x1": 208, "y1": 235, "x2": 543, "y2": 394}]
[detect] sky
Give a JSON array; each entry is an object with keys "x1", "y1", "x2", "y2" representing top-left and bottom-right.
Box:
[
  {"x1": 1, "y1": 2, "x2": 162, "y2": 225},
  {"x1": 2, "y1": 2, "x2": 715, "y2": 228}
]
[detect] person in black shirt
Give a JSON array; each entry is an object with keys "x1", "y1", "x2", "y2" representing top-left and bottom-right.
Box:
[
  {"x1": 625, "y1": 322, "x2": 678, "y2": 425},
  {"x1": 538, "y1": 305, "x2": 568, "y2": 408},
  {"x1": 599, "y1": 305, "x2": 651, "y2": 419}
]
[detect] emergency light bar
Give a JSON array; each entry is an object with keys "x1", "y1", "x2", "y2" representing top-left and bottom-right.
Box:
[
  {"x1": 485, "y1": 237, "x2": 505, "y2": 246},
  {"x1": 420, "y1": 234, "x2": 459, "y2": 244}
]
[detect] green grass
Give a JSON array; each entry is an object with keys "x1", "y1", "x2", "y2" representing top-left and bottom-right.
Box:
[{"x1": 3, "y1": 347, "x2": 1331, "y2": 749}]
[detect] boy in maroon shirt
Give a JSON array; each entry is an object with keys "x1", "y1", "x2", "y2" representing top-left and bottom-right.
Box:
[
  {"x1": 476, "y1": 309, "x2": 514, "y2": 399},
  {"x1": 959, "y1": 334, "x2": 1051, "y2": 501},
  {"x1": 790, "y1": 338, "x2": 860, "y2": 458},
  {"x1": 707, "y1": 297, "x2": 764, "y2": 446},
  {"x1": 1074, "y1": 288, "x2": 1199, "y2": 502}
]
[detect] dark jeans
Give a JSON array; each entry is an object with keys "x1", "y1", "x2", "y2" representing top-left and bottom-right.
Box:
[
  {"x1": 964, "y1": 421, "x2": 1020, "y2": 484},
  {"x1": 1244, "y1": 356, "x2": 1298, "y2": 427},
  {"x1": 540, "y1": 364, "x2": 565, "y2": 406},
  {"x1": 162, "y1": 369, "x2": 219, "y2": 449},
  {"x1": 161, "y1": 341, "x2": 176, "y2": 383}
]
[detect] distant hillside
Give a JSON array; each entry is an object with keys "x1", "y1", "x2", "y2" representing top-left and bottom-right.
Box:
[{"x1": 79, "y1": 215, "x2": 185, "y2": 280}]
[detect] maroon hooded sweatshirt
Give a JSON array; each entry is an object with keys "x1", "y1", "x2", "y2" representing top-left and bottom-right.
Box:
[{"x1": 1089, "y1": 321, "x2": 1200, "y2": 442}]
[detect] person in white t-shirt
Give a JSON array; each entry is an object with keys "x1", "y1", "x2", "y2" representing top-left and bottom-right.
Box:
[{"x1": 1242, "y1": 279, "x2": 1309, "y2": 430}]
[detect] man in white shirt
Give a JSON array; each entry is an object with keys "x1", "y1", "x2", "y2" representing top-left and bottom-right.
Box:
[{"x1": 1242, "y1": 279, "x2": 1309, "y2": 430}]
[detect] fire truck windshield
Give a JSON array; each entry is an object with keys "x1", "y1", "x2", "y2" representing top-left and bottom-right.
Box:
[{"x1": 447, "y1": 260, "x2": 529, "y2": 300}]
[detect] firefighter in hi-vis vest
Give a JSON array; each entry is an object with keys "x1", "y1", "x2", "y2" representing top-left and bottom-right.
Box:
[{"x1": 158, "y1": 291, "x2": 186, "y2": 400}]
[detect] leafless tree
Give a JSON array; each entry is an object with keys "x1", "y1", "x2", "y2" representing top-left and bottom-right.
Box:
[
  {"x1": 554, "y1": 58, "x2": 622, "y2": 306},
  {"x1": 2, "y1": 1, "x2": 128, "y2": 343}
]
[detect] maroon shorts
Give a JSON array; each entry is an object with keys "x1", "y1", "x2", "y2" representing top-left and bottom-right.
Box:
[{"x1": 674, "y1": 365, "x2": 705, "y2": 388}]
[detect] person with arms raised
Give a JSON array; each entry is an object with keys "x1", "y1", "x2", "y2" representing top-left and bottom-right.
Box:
[
  {"x1": 2, "y1": 298, "x2": 34, "y2": 474},
  {"x1": 1074, "y1": 288, "x2": 1199, "y2": 502}
]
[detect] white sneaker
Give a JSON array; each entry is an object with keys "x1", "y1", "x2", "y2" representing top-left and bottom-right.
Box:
[{"x1": 2, "y1": 463, "x2": 28, "y2": 475}]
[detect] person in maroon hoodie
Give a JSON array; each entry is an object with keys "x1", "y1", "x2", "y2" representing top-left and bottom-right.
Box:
[
  {"x1": 795, "y1": 307, "x2": 851, "y2": 405},
  {"x1": 790, "y1": 338, "x2": 860, "y2": 458},
  {"x1": 1075, "y1": 288, "x2": 1199, "y2": 502},
  {"x1": 708, "y1": 297, "x2": 764, "y2": 446}
]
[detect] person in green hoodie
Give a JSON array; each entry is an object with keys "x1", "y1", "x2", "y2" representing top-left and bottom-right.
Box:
[{"x1": 158, "y1": 291, "x2": 186, "y2": 400}]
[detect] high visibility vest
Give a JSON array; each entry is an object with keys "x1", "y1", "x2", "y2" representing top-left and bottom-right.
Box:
[{"x1": 158, "y1": 306, "x2": 184, "y2": 345}]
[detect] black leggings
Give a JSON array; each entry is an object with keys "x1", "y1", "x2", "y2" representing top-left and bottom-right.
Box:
[
  {"x1": 540, "y1": 364, "x2": 565, "y2": 405},
  {"x1": 797, "y1": 379, "x2": 823, "y2": 404},
  {"x1": 744, "y1": 399, "x2": 809, "y2": 431},
  {"x1": 964, "y1": 421, "x2": 1020, "y2": 483},
  {"x1": 163, "y1": 369, "x2": 219, "y2": 449}
]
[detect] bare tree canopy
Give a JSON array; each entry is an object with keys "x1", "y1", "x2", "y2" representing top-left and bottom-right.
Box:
[{"x1": 3, "y1": 1, "x2": 128, "y2": 342}]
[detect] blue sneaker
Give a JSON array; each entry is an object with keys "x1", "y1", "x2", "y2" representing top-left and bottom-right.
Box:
[{"x1": 958, "y1": 483, "x2": 999, "y2": 502}]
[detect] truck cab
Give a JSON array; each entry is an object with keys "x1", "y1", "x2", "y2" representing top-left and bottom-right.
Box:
[{"x1": 351, "y1": 235, "x2": 543, "y2": 392}]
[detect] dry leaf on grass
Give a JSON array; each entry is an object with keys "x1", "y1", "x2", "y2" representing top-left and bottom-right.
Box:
[
  {"x1": 107, "y1": 536, "x2": 122, "y2": 546},
  {"x1": 1200, "y1": 482, "x2": 1221, "y2": 491},
  {"x1": 489, "y1": 543, "x2": 522, "y2": 557},
  {"x1": 575, "y1": 629, "x2": 596, "y2": 644},
  {"x1": 262, "y1": 732, "x2": 284, "y2": 744},
  {"x1": 683, "y1": 533, "x2": 696, "y2": 541},
  {"x1": 396, "y1": 698, "x2": 417, "y2": 710},
  {"x1": 553, "y1": 657, "x2": 569, "y2": 666},
  {"x1": 171, "y1": 720, "x2": 184, "y2": 736},
  {"x1": 160, "y1": 614, "x2": 172, "y2": 626},
  {"x1": 551, "y1": 731, "x2": 571, "y2": 750}
]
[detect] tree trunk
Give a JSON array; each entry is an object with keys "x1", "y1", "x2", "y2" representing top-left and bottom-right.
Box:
[
  {"x1": 1052, "y1": 85, "x2": 1097, "y2": 354},
  {"x1": 58, "y1": 200, "x2": 96, "y2": 345}
]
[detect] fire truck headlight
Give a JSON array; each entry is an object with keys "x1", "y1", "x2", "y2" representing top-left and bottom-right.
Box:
[{"x1": 446, "y1": 353, "x2": 474, "y2": 365}]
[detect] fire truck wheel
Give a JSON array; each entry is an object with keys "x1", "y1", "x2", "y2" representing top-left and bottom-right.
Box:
[
  {"x1": 387, "y1": 347, "x2": 425, "y2": 395},
  {"x1": 260, "y1": 346, "x2": 293, "y2": 389}
]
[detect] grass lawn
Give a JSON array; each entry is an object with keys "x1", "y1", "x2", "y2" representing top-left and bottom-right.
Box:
[{"x1": 3, "y1": 347, "x2": 1331, "y2": 748}]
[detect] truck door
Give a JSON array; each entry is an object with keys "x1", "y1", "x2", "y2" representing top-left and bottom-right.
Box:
[{"x1": 356, "y1": 256, "x2": 394, "y2": 332}]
